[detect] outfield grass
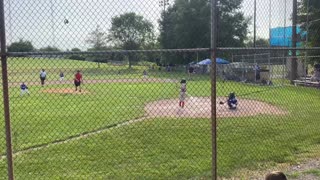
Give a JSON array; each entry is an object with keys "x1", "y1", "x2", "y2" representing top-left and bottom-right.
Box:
[
  {"x1": 7, "y1": 57, "x2": 149, "y2": 83},
  {"x1": 0, "y1": 58, "x2": 319, "y2": 178},
  {"x1": 304, "y1": 169, "x2": 320, "y2": 177},
  {"x1": 5, "y1": 81, "x2": 179, "y2": 153},
  {"x1": 5, "y1": 57, "x2": 238, "y2": 84}
]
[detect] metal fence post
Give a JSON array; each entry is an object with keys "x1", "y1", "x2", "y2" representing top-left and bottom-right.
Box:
[
  {"x1": 290, "y1": 0, "x2": 298, "y2": 84},
  {"x1": 304, "y1": 0, "x2": 310, "y2": 82},
  {"x1": 253, "y1": 0, "x2": 256, "y2": 48},
  {"x1": 282, "y1": 55, "x2": 285, "y2": 86},
  {"x1": 210, "y1": 0, "x2": 218, "y2": 179},
  {"x1": 0, "y1": 0, "x2": 14, "y2": 179},
  {"x1": 268, "y1": 53, "x2": 271, "y2": 83}
]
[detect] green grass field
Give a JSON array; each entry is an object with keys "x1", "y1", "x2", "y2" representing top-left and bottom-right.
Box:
[{"x1": 0, "y1": 57, "x2": 319, "y2": 179}]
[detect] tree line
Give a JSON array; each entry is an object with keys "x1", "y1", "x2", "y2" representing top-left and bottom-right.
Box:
[
  {"x1": 7, "y1": 0, "x2": 279, "y2": 66},
  {"x1": 298, "y1": 0, "x2": 320, "y2": 64}
]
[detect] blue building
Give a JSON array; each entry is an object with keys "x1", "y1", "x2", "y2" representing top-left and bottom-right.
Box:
[
  {"x1": 270, "y1": 26, "x2": 306, "y2": 47},
  {"x1": 270, "y1": 26, "x2": 308, "y2": 78}
]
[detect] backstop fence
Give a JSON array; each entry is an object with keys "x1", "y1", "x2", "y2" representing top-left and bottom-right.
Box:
[{"x1": 1, "y1": 0, "x2": 320, "y2": 179}]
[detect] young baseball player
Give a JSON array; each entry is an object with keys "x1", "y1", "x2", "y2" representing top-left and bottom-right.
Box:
[
  {"x1": 179, "y1": 79, "x2": 187, "y2": 108},
  {"x1": 74, "y1": 70, "x2": 83, "y2": 92},
  {"x1": 40, "y1": 69, "x2": 47, "y2": 86},
  {"x1": 20, "y1": 82, "x2": 30, "y2": 96},
  {"x1": 143, "y1": 70, "x2": 148, "y2": 78},
  {"x1": 227, "y1": 92, "x2": 238, "y2": 110},
  {"x1": 59, "y1": 71, "x2": 64, "y2": 81},
  {"x1": 265, "y1": 171, "x2": 287, "y2": 180}
]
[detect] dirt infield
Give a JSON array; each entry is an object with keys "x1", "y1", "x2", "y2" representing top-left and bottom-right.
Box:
[
  {"x1": 145, "y1": 97, "x2": 287, "y2": 118},
  {"x1": 42, "y1": 88, "x2": 90, "y2": 94}
]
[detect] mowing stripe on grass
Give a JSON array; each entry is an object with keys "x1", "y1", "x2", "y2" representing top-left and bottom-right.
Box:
[
  {"x1": 0, "y1": 116, "x2": 150, "y2": 160},
  {"x1": 8, "y1": 78, "x2": 179, "y2": 87}
]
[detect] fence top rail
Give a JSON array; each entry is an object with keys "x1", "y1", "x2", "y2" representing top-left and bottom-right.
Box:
[
  {"x1": 233, "y1": 53, "x2": 271, "y2": 57},
  {"x1": 217, "y1": 47, "x2": 320, "y2": 51},
  {"x1": 268, "y1": 55, "x2": 320, "y2": 59},
  {"x1": 6, "y1": 48, "x2": 211, "y2": 56},
  {"x1": 6, "y1": 47, "x2": 320, "y2": 56}
]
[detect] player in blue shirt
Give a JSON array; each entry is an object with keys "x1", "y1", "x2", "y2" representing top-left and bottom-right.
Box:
[
  {"x1": 227, "y1": 92, "x2": 237, "y2": 110},
  {"x1": 20, "y1": 82, "x2": 30, "y2": 96}
]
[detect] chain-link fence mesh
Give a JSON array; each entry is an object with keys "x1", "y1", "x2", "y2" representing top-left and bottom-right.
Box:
[{"x1": 1, "y1": 0, "x2": 320, "y2": 179}]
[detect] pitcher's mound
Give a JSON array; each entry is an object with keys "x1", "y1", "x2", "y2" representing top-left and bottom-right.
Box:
[
  {"x1": 145, "y1": 97, "x2": 287, "y2": 118},
  {"x1": 42, "y1": 88, "x2": 90, "y2": 94}
]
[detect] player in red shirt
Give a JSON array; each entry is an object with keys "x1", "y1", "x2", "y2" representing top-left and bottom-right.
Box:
[{"x1": 74, "y1": 70, "x2": 83, "y2": 92}]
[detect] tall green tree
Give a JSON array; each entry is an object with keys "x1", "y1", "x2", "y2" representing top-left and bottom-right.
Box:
[
  {"x1": 298, "y1": 0, "x2": 320, "y2": 64},
  {"x1": 86, "y1": 25, "x2": 108, "y2": 51},
  {"x1": 85, "y1": 26, "x2": 112, "y2": 67},
  {"x1": 159, "y1": 0, "x2": 249, "y2": 64},
  {"x1": 7, "y1": 39, "x2": 34, "y2": 52},
  {"x1": 108, "y1": 12, "x2": 155, "y2": 68}
]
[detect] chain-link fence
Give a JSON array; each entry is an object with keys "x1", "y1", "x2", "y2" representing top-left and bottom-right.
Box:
[{"x1": 1, "y1": 0, "x2": 320, "y2": 179}]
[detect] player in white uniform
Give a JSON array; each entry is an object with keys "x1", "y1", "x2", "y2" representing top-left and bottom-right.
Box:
[
  {"x1": 179, "y1": 79, "x2": 187, "y2": 108},
  {"x1": 40, "y1": 69, "x2": 47, "y2": 86},
  {"x1": 143, "y1": 70, "x2": 148, "y2": 78}
]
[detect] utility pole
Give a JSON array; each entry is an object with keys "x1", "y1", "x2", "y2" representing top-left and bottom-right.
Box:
[
  {"x1": 50, "y1": 0, "x2": 55, "y2": 47},
  {"x1": 284, "y1": 0, "x2": 287, "y2": 46},
  {"x1": 211, "y1": 0, "x2": 218, "y2": 179},
  {"x1": 268, "y1": 0, "x2": 272, "y2": 44},
  {"x1": 305, "y1": 0, "x2": 310, "y2": 77},
  {"x1": 253, "y1": 0, "x2": 256, "y2": 47},
  {"x1": 290, "y1": 0, "x2": 298, "y2": 84},
  {"x1": 0, "y1": 0, "x2": 15, "y2": 178},
  {"x1": 159, "y1": 0, "x2": 169, "y2": 12}
]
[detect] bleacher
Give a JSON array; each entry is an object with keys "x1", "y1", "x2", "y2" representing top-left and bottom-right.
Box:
[{"x1": 293, "y1": 76, "x2": 320, "y2": 87}]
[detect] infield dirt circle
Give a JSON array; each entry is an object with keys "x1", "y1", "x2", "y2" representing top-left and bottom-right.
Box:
[
  {"x1": 145, "y1": 97, "x2": 287, "y2": 118},
  {"x1": 42, "y1": 87, "x2": 287, "y2": 118}
]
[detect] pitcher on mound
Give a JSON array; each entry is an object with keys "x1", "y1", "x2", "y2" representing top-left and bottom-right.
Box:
[{"x1": 74, "y1": 70, "x2": 83, "y2": 92}]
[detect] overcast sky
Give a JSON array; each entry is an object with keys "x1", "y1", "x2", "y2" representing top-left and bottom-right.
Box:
[
  {"x1": 4, "y1": 0, "x2": 294, "y2": 50},
  {"x1": 242, "y1": 0, "x2": 293, "y2": 39}
]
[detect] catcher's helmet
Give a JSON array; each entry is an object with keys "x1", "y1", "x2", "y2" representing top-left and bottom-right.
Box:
[
  {"x1": 229, "y1": 92, "x2": 235, "y2": 99},
  {"x1": 180, "y1": 79, "x2": 186, "y2": 84}
]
